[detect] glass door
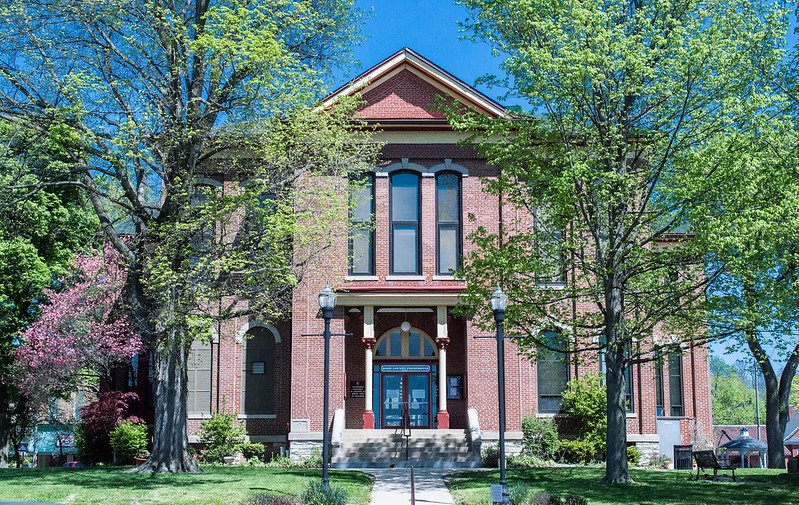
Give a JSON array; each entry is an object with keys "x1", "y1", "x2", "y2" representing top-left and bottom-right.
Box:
[
  {"x1": 382, "y1": 374, "x2": 403, "y2": 427},
  {"x1": 407, "y1": 374, "x2": 430, "y2": 428}
]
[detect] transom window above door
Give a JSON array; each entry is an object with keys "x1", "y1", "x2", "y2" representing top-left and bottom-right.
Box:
[{"x1": 374, "y1": 327, "x2": 437, "y2": 359}]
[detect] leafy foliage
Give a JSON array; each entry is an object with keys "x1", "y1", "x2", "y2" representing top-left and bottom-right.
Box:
[
  {"x1": 235, "y1": 442, "x2": 266, "y2": 462},
  {"x1": 240, "y1": 495, "x2": 301, "y2": 505},
  {"x1": 109, "y1": 419, "x2": 148, "y2": 463},
  {"x1": 300, "y1": 481, "x2": 348, "y2": 505},
  {"x1": 561, "y1": 373, "x2": 607, "y2": 453},
  {"x1": 558, "y1": 439, "x2": 596, "y2": 465},
  {"x1": 521, "y1": 416, "x2": 559, "y2": 461},
  {"x1": 626, "y1": 446, "x2": 641, "y2": 467},
  {"x1": 198, "y1": 412, "x2": 245, "y2": 463},
  {"x1": 710, "y1": 357, "x2": 764, "y2": 424},
  {"x1": 481, "y1": 443, "x2": 499, "y2": 468},
  {"x1": 75, "y1": 391, "x2": 139, "y2": 465}
]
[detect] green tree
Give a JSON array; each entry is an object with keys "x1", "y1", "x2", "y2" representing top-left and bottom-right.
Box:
[
  {"x1": 453, "y1": 0, "x2": 789, "y2": 483},
  {"x1": 0, "y1": 121, "x2": 97, "y2": 466},
  {"x1": 0, "y1": 0, "x2": 377, "y2": 472},
  {"x1": 710, "y1": 357, "x2": 764, "y2": 425}
]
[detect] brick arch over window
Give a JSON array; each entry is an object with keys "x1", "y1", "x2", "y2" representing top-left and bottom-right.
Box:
[
  {"x1": 238, "y1": 322, "x2": 281, "y2": 416},
  {"x1": 374, "y1": 326, "x2": 438, "y2": 360}
]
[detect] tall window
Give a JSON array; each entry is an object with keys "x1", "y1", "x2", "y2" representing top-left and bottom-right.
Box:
[
  {"x1": 390, "y1": 172, "x2": 421, "y2": 274},
  {"x1": 668, "y1": 353, "x2": 684, "y2": 416},
  {"x1": 349, "y1": 175, "x2": 375, "y2": 275},
  {"x1": 189, "y1": 183, "x2": 219, "y2": 265},
  {"x1": 599, "y1": 338, "x2": 634, "y2": 412},
  {"x1": 537, "y1": 331, "x2": 569, "y2": 413},
  {"x1": 436, "y1": 172, "x2": 461, "y2": 275},
  {"x1": 534, "y1": 207, "x2": 566, "y2": 285},
  {"x1": 241, "y1": 326, "x2": 278, "y2": 415},
  {"x1": 655, "y1": 351, "x2": 665, "y2": 416},
  {"x1": 187, "y1": 340, "x2": 212, "y2": 415}
]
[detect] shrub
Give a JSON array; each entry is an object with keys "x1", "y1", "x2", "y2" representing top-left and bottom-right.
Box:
[
  {"x1": 508, "y1": 483, "x2": 530, "y2": 505},
  {"x1": 265, "y1": 453, "x2": 294, "y2": 468},
  {"x1": 558, "y1": 439, "x2": 596, "y2": 464},
  {"x1": 508, "y1": 453, "x2": 545, "y2": 468},
  {"x1": 521, "y1": 416, "x2": 559, "y2": 460},
  {"x1": 109, "y1": 419, "x2": 148, "y2": 463},
  {"x1": 626, "y1": 445, "x2": 641, "y2": 466},
  {"x1": 236, "y1": 442, "x2": 266, "y2": 461},
  {"x1": 481, "y1": 443, "x2": 499, "y2": 468},
  {"x1": 561, "y1": 373, "x2": 607, "y2": 452},
  {"x1": 532, "y1": 491, "x2": 562, "y2": 505},
  {"x1": 564, "y1": 496, "x2": 588, "y2": 505},
  {"x1": 301, "y1": 447, "x2": 323, "y2": 468},
  {"x1": 199, "y1": 412, "x2": 245, "y2": 463},
  {"x1": 76, "y1": 391, "x2": 139, "y2": 465},
  {"x1": 301, "y1": 481, "x2": 347, "y2": 505},
  {"x1": 240, "y1": 494, "x2": 301, "y2": 505}
]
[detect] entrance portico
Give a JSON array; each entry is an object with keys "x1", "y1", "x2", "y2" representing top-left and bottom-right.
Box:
[{"x1": 337, "y1": 290, "x2": 462, "y2": 430}]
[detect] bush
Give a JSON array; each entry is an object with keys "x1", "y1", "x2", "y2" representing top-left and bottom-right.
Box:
[
  {"x1": 301, "y1": 447, "x2": 323, "y2": 468},
  {"x1": 236, "y1": 442, "x2": 266, "y2": 461},
  {"x1": 626, "y1": 445, "x2": 641, "y2": 466},
  {"x1": 240, "y1": 494, "x2": 301, "y2": 505},
  {"x1": 561, "y1": 373, "x2": 607, "y2": 452},
  {"x1": 199, "y1": 412, "x2": 245, "y2": 463},
  {"x1": 521, "y1": 416, "x2": 559, "y2": 460},
  {"x1": 301, "y1": 481, "x2": 347, "y2": 505},
  {"x1": 508, "y1": 453, "x2": 546, "y2": 468},
  {"x1": 265, "y1": 453, "x2": 294, "y2": 468},
  {"x1": 76, "y1": 391, "x2": 139, "y2": 465},
  {"x1": 558, "y1": 439, "x2": 596, "y2": 464},
  {"x1": 508, "y1": 483, "x2": 530, "y2": 505},
  {"x1": 109, "y1": 419, "x2": 148, "y2": 463},
  {"x1": 481, "y1": 444, "x2": 499, "y2": 468},
  {"x1": 532, "y1": 491, "x2": 562, "y2": 505}
]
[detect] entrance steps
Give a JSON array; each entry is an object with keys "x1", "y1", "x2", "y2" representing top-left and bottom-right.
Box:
[{"x1": 331, "y1": 429, "x2": 482, "y2": 469}]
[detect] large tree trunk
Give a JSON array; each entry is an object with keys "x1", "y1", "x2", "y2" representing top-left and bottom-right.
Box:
[
  {"x1": 131, "y1": 326, "x2": 198, "y2": 473},
  {"x1": 0, "y1": 384, "x2": 11, "y2": 467},
  {"x1": 604, "y1": 282, "x2": 631, "y2": 484},
  {"x1": 763, "y1": 383, "x2": 786, "y2": 469}
]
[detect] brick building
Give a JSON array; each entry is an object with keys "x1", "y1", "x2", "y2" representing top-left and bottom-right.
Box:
[{"x1": 184, "y1": 48, "x2": 713, "y2": 465}]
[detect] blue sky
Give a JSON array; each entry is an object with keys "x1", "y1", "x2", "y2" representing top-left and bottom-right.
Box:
[{"x1": 331, "y1": 0, "x2": 513, "y2": 106}]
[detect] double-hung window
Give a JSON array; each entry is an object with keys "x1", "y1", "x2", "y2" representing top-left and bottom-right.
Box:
[
  {"x1": 537, "y1": 331, "x2": 569, "y2": 413},
  {"x1": 436, "y1": 172, "x2": 462, "y2": 275},
  {"x1": 668, "y1": 353, "x2": 684, "y2": 416},
  {"x1": 390, "y1": 172, "x2": 421, "y2": 274},
  {"x1": 349, "y1": 175, "x2": 375, "y2": 275}
]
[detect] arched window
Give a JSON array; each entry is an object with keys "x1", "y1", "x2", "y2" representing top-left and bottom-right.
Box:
[
  {"x1": 374, "y1": 327, "x2": 437, "y2": 359},
  {"x1": 390, "y1": 171, "x2": 421, "y2": 274},
  {"x1": 436, "y1": 172, "x2": 461, "y2": 275},
  {"x1": 241, "y1": 324, "x2": 279, "y2": 415},
  {"x1": 537, "y1": 331, "x2": 569, "y2": 413},
  {"x1": 349, "y1": 175, "x2": 374, "y2": 275},
  {"x1": 187, "y1": 339, "x2": 212, "y2": 415}
]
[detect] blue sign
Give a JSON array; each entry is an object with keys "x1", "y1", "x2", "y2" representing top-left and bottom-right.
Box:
[{"x1": 380, "y1": 364, "x2": 431, "y2": 373}]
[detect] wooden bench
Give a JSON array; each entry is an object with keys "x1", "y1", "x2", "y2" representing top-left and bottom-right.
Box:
[{"x1": 692, "y1": 450, "x2": 736, "y2": 481}]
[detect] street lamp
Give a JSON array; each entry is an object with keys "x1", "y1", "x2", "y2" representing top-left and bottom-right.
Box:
[
  {"x1": 318, "y1": 284, "x2": 336, "y2": 490},
  {"x1": 490, "y1": 286, "x2": 508, "y2": 502}
]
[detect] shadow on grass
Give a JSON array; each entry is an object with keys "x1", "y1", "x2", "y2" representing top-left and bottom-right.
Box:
[
  {"x1": 0, "y1": 467, "x2": 242, "y2": 491},
  {"x1": 448, "y1": 468, "x2": 799, "y2": 505}
]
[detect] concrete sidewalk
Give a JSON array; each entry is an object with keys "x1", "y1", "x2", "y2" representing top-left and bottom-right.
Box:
[{"x1": 367, "y1": 468, "x2": 455, "y2": 505}]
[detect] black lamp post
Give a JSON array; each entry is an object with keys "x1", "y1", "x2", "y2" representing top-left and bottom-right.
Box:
[
  {"x1": 490, "y1": 286, "x2": 508, "y2": 501},
  {"x1": 318, "y1": 284, "x2": 336, "y2": 490}
]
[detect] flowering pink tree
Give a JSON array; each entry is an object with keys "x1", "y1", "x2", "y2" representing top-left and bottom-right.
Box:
[{"x1": 15, "y1": 245, "x2": 141, "y2": 399}]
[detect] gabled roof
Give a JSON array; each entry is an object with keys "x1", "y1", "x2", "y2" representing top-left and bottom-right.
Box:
[
  {"x1": 785, "y1": 414, "x2": 799, "y2": 445},
  {"x1": 322, "y1": 47, "x2": 509, "y2": 121}
]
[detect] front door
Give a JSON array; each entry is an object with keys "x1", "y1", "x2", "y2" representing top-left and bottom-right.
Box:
[{"x1": 380, "y1": 372, "x2": 431, "y2": 428}]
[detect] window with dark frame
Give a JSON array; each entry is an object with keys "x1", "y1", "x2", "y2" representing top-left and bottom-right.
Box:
[
  {"x1": 537, "y1": 331, "x2": 569, "y2": 413},
  {"x1": 599, "y1": 337, "x2": 634, "y2": 413},
  {"x1": 533, "y1": 207, "x2": 566, "y2": 285},
  {"x1": 447, "y1": 375, "x2": 463, "y2": 400},
  {"x1": 390, "y1": 171, "x2": 421, "y2": 275},
  {"x1": 668, "y1": 353, "x2": 684, "y2": 416},
  {"x1": 349, "y1": 175, "x2": 375, "y2": 275},
  {"x1": 436, "y1": 172, "x2": 461, "y2": 275},
  {"x1": 187, "y1": 340, "x2": 212, "y2": 415},
  {"x1": 655, "y1": 351, "x2": 665, "y2": 416}
]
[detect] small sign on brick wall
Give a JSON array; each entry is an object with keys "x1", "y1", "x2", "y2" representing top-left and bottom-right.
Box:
[{"x1": 349, "y1": 380, "x2": 365, "y2": 398}]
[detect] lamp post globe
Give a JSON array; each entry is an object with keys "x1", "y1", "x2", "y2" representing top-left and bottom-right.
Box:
[
  {"x1": 490, "y1": 286, "x2": 507, "y2": 315},
  {"x1": 318, "y1": 284, "x2": 336, "y2": 490}
]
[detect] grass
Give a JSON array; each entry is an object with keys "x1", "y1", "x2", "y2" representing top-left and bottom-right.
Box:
[
  {"x1": 446, "y1": 467, "x2": 799, "y2": 505},
  {"x1": 0, "y1": 466, "x2": 374, "y2": 505}
]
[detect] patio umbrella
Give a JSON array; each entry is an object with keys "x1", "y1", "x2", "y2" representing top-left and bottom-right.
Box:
[{"x1": 719, "y1": 428, "x2": 768, "y2": 468}]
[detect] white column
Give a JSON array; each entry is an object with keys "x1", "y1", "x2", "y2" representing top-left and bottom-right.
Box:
[
  {"x1": 364, "y1": 305, "x2": 374, "y2": 413},
  {"x1": 437, "y1": 305, "x2": 448, "y2": 413}
]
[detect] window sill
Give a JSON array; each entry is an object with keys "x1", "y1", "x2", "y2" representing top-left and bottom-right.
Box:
[
  {"x1": 385, "y1": 275, "x2": 425, "y2": 281},
  {"x1": 536, "y1": 413, "x2": 560, "y2": 418},
  {"x1": 432, "y1": 275, "x2": 462, "y2": 281},
  {"x1": 188, "y1": 414, "x2": 213, "y2": 420},
  {"x1": 345, "y1": 275, "x2": 379, "y2": 281},
  {"x1": 238, "y1": 414, "x2": 277, "y2": 419}
]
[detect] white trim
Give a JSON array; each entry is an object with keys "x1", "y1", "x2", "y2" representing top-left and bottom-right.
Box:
[
  {"x1": 429, "y1": 161, "x2": 470, "y2": 175},
  {"x1": 384, "y1": 161, "x2": 427, "y2": 175},
  {"x1": 385, "y1": 275, "x2": 426, "y2": 281},
  {"x1": 237, "y1": 414, "x2": 277, "y2": 419},
  {"x1": 345, "y1": 275, "x2": 379, "y2": 281},
  {"x1": 235, "y1": 321, "x2": 281, "y2": 344},
  {"x1": 432, "y1": 275, "x2": 459, "y2": 281},
  {"x1": 188, "y1": 414, "x2": 213, "y2": 420}
]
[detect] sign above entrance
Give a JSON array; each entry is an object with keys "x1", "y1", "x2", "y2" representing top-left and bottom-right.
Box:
[{"x1": 380, "y1": 364, "x2": 431, "y2": 373}]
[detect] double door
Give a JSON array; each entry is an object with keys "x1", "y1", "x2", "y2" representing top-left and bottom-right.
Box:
[{"x1": 381, "y1": 372, "x2": 431, "y2": 429}]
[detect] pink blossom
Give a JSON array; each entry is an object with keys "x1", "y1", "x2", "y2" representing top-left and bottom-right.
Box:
[{"x1": 15, "y1": 245, "x2": 141, "y2": 398}]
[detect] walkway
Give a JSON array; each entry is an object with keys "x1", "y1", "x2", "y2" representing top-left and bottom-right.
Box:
[{"x1": 368, "y1": 468, "x2": 455, "y2": 505}]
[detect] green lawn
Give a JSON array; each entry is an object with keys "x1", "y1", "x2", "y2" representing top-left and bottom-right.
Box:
[
  {"x1": 0, "y1": 466, "x2": 373, "y2": 505},
  {"x1": 447, "y1": 467, "x2": 799, "y2": 505}
]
